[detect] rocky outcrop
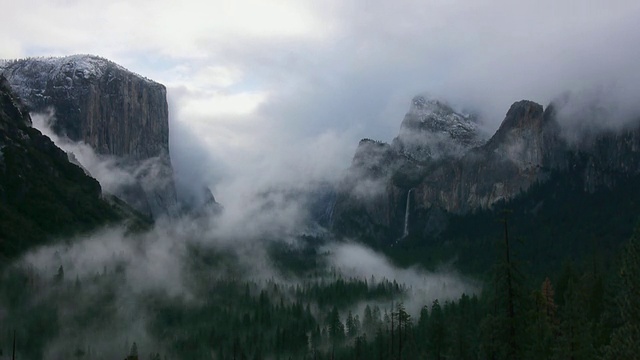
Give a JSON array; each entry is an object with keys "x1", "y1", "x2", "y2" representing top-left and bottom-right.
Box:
[
  {"x1": 1, "y1": 55, "x2": 177, "y2": 218},
  {"x1": 572, "y1": 125, "x2": 640, "y2": 192},
  {"x1": 1, "y1": 55, "x2": 167, "y2": 159},
  {"x1": 0, "y1": 75, "x2": 139, "y2": 258},
  {"x1": 391, "y1": 95, "x2": 486, "y2": 161},
  {"x1": 410, "y1": 100, "x2": 563, "y2": 213},
  {"x1": 331, "y1": 96, "x2": 640, "y2": 243},
  {"x1": 331, "y1": 140, "x2": 399, "y2": 238}
]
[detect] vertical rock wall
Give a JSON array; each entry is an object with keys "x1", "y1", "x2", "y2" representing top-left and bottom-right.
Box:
[{"x1": 1, "y1": 55, "x2": 177, "y2": 218}]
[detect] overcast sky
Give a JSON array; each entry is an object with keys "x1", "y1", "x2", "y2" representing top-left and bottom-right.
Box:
[{"x1": 2, "y1": 0, "x2": 639, "y2": 203}]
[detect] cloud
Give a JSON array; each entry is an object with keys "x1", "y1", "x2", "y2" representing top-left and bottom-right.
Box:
[
  {"x1": 15, "y1": 218, "x2": 207, "y2": 358},
  {"x1": 4, "y1": 1, "x2": 640, "y2": 211},
  {"x1": 32, "y1": 110, "x2": 178, "y2": 217},
  {"x1": 5, "y1": 2, "x2": 639, "y2": 357},
  {"x1": 158, "y1": 1, "x2": 640, "y2": 207},
  {"x1": 553, "y1": 79, "x2": 640, "y2": 144},
  {"x1": 5, "y1": 1, "x2": 639, "y2": 263},
  {"x1": 22, "y1": 225, "x2": 188, "y2": 296},
  {"x1": 31, "y1": 110, "x2": 138, "y2": 194},
  {"x1": 326, "y1": 242, "x2": 479, "y2": 316}
]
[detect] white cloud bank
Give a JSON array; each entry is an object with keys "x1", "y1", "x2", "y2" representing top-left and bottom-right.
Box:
[{"x1": 2, "y1": 1, "x2": 639, "y2": 205}]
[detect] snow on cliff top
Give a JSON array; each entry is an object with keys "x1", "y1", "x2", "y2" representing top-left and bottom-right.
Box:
[
  {"x1": 392, "y1": 95, "x2": 486, "y2": 160},
  {"x1": 407, "y1": 95, "x2": 478, "y2": 133},
  {"x1": 0, "y1": 54, "x2": 159, "y2": 88},
  {"x1": 0, "y1": 55, "x2": 162, "y2": 109}
]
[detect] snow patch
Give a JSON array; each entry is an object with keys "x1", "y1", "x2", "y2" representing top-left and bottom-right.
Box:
[
  {"x1": 0, "y1": 55, "x2": 158, "y2": 102},
  {"x1": 393, "y1": 94, "x2": 486, "y2": 160}
]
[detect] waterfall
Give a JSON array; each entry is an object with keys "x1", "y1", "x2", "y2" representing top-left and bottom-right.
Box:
[
  {"x1": 325, "y1": 196, "x2": 337, "y2": 226},
  {"x1": 403, "y1": 189, "x2": 413, "y2": 237}
]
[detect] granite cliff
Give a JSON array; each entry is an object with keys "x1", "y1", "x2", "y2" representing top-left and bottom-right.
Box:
[
  {"x1": 331, "y1": 95, "x2": 640, "y2": 243},
  {"x1": 392, "y1": 95, "x2": 486, "y2": 161},
  {"x1": 1, "y1": 55, "x2": 177, "y2": 218},
  {"x1": 0, "y1": 75, "x2": 143, "y2": 258}
]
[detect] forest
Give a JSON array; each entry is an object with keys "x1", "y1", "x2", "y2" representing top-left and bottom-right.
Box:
[
  {"x1": 0, "y1": 212, "x2": 639, "y2": 359},
  {"x1": 1, "y1": 112, "x2": 640, "y2": 358}
]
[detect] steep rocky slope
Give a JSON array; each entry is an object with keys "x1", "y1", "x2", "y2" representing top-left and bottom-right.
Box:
[
  {"x1": 332, "y1": 95, "x2": 640, "y2": 243},
  {"x1": 409, "y1": 101, "x2": 564, "y2": 213},
  {"x1": 1, "y1": 55, "x2": 177, "y2": 218},
  {"x1": 0, "y1": 75, "x2": 141, "y2": 259},
  {"x1": 392, "y1": 95, "x2": 486, "y2": 161}
]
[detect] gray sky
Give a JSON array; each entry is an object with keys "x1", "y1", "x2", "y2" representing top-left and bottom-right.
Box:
[{"x1": 2, "y1": 0, "x2": 640, "y2": 204}]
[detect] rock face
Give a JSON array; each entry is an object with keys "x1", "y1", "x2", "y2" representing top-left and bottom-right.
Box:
[
  {"x1": 0, "y1": 75, "x2": 135, "y2": 258},
  {"x1": 330, "y1": 140, "x2": 408, "y2": 241},
  {"x1": 392, "y1": 95, "x2": 486, "y2": 161},
  {"x1": 1, "y1": 55, "x2": 177, "y2": 218},
  {"x1": 410, "y1": 101, "x2": 563, "y2": 213},
  {"x1": 331, "y1": 95, "x2": 640, "y2": 243},
  {"x1": 330, "y1": 95, "x2": 488, "y2": 240}
]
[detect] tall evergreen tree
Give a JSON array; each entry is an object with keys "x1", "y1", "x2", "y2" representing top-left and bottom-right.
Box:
[
  {"x1": 501, "y1": 214, "x2": 518, "y2": 359},
  {"x1": 363, "y1": 305, "x2": 375, "y2": 334},
  {"x1": 555, "y1": 279, "x2": 595, "y2": 360},
  {"x1": 396, "y1": 302, "x2": 411, "y2": 360},
  {"x1": 603, "y1": 223, "x2": 640, "y2": 359},
  {"x1": 541, "y1": 278, "x2": 557, "y2": 321},
  {"x1": 346, "y1": 311, "x2": 359, "y2": 338},
  {"x1": 492, "y1": 212, "x2": 527, "y2": 359},
  {"x1": 325, "y1": 305, "x2": 345, "y2": 356},
  {"x1": 427, "y1": 299, "x2": 446, "y2": 360},
  {"x1": 126, "y1": 342, "x2": 139, "y2": 360},
  {"x1": 524, "y1": 279, "x2": 557, "y2": 360},
  {"x1": 54, "y1": 265, "x2": 64, "y2": 283}
]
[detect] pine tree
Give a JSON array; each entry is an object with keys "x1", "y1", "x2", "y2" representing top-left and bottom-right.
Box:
[
  {"x1": 126, "y1": 342, "x2": 139, "y2": 360},
  {"x1": 346, "y1": 311, "x2": 358, "y2": 338},
  {"x1": 541, "y1": 277, "x2": 557, "y2": 322},
  {"x1": 478, "y1": 313, "x2": 501, "y2": 360},
  {"x1": 396, "y1": 302, "x2": 411, "y2": 360},
  {"x1": 491, "y1": 212, "x2": 526, "y2": 359},
  {"x1": 54, "y1": 265, "x2": 64, "y2": 283},
  {"x1": 417, "y1": 305, "x2": 429, "y2": 339},
  {"x1": 555, "y1": 279, "x2": 595, "y2": 359},
  {"x1": 448, "y1": 294, "x2": 476, "y2": 360},
  {"x1": 427, "y1": 299, "x2": 446, "y2": 360},
  {"x1": 525, "y1": 282, "x2": 557, "y2": 360},
  {"x1": 603, "y1": 223, "x2": 640, "y2": 359},
  {"x1": 325, "y1": 305, "x2": 345, "y2": 354},
  {"x1": 415, "y1": 305, "x2": 429, "y2": 356},
  {"x1": 363, "y1": 305, "x2": 375, "y2": 334},
  {"x1": 501, "y1": 214, "x2": 518, "y2": 359},
  {"x1": 372, "y1": 305, "x2": 382, "y2": 330},
  {"x1": 374, "y1": 327, "x2": 386, "y2": 360},
  {"x1": 477, "y1": 212, "x2": 528, "y2": 359}
]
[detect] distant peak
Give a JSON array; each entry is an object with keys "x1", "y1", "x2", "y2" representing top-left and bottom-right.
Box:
[
  {"x1": 412, "y1": 95, "x2": 428, "y2": 107},
  {"x1": 410, "y1": 94, "x2": 454, "y2": 114},
  {"x1": 483, "y1": 99, "x2": 550, "y2": 157},
  {"x1": 391, "y1": 93, "x2": 485, "y2": 161},
  {"x1": 497, "y1": 100, "x2": 545, "y2": 133},
  {"x1": 505, "y1": 100, "x2": 543, "y2": 117}
]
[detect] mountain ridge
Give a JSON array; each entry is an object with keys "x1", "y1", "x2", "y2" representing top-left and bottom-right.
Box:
[
  {"x1": 331, "y1": 95, "x2": 640, "y2": 244},
  {"x1": 391, "y1": 95, "x2": 486, "y2": 161}
]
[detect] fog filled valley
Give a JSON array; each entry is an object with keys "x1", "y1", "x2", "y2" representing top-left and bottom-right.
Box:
[
  {"x1": 2, "y1": 215, "x2": 480, "y2": 359},
  {"x1": 0, "y1": 88, "x2": 479, "y2": 359},
  {"x1": 2, "y1": 56, "x2": 640, "y2": 360},
  {"x1": 2, "y1": 1, "x2": 640, "y2": 359}
]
